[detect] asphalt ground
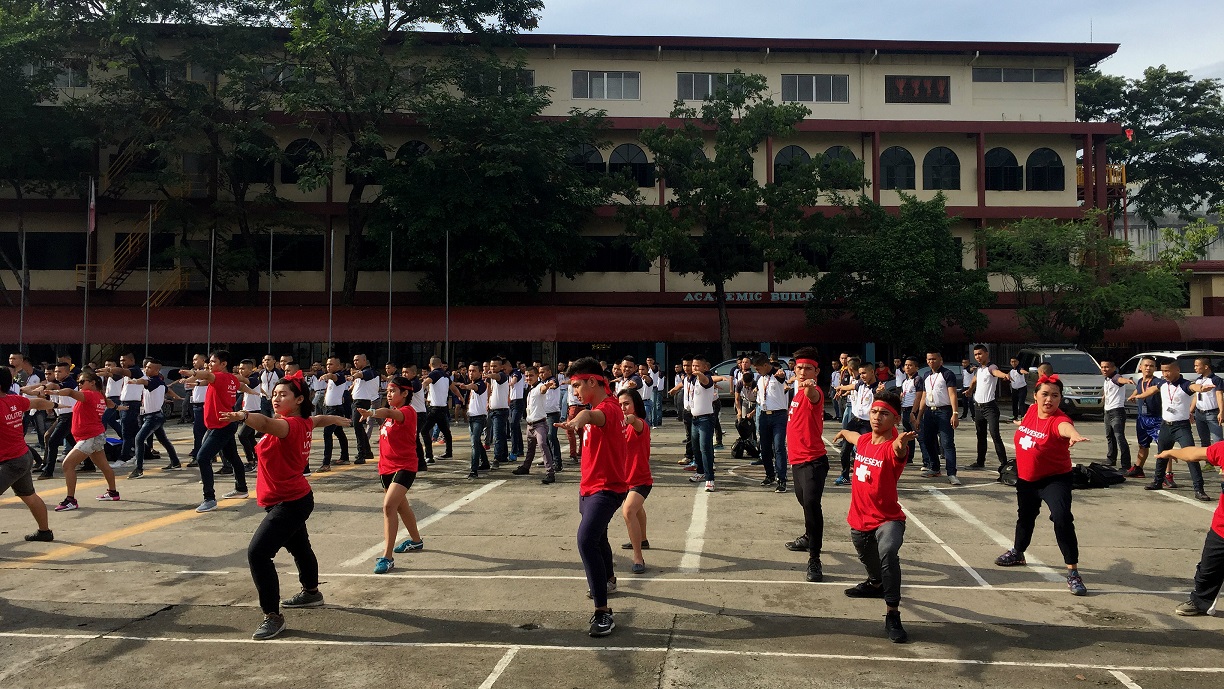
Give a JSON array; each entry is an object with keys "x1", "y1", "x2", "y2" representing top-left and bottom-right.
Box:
[{"x1": 3, "y1": 409, "x2": 1224, "y2": 689}]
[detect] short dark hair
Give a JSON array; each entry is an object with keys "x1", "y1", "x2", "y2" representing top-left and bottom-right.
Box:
[
  {"x1": 792, "y1": 346, "x2": 820, "y2": 362},
  {"x1": 1196, "y1": 357, "x2": 1214, "y2": 368},
  {"x1": 566, "y1": 357, "x2": 604, "y2": 378},
  {"x1": 54, "y1": 362, "x2": 70, "y2": 370},
  {"x1": 905, "y1": 356, "x2": 921, "y2": 365},
  {"x1": 874, "y1": 390, "x2": 903, "y2": 412},
  {"x1": 750, "y1": 352, "x2": 771, "y2": 367},
  {"x1": 926, "y1": 349, "x2": 942, "y2": 357},
  {"x1": 0, "y1": 367, "x2": 13, "y2": 392},
  {"x1": 241, "y1": 359, "x2": 257, "y2": 367},
  {"x1": 973, "y1": 344, "x2": 988, "y2": 353},
  {"x1": 144, "y1": 358, "x2": 161, "y2": 366},
  {"x1": 691, "y1": 353, "x2": 709, "y2": 364},
  {"x1": 211, "y1": 350, "x2": 231, "y2": 366},
  {"x1": 618, "y1": 388, "x2": 646, "y2": 418}
]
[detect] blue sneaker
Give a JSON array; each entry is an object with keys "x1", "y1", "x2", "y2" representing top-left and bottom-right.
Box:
[
  {"x1": 508, "y1": 454, "x2": 518, "y2": 462},
  {"x1": 374, "y1": 557, "x2": 394, "y2": 574},
  {"x1": 394, "y1": 538, "x2": 424, "y2": 553},
  {"x1": 834, "y1": 476, "x2": 851, "y2": 486}
]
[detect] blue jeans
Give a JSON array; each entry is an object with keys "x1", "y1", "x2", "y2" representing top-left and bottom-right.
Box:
[
  {"x1": 643, "y1": 400, "x2": 654, "y2": 427},
  {"x1": 919, "y1": 406, "x2": 958, "y2": 476},
  {"x1": 546, "y1": 411, "x2": 562, "y2": 463},
  {"x1": 469, "y1": 415, "x2": 489, "y2": 473},
  {"x1": 490, "y1": 408, "x2": 509, "y2": 463},
  {"x1": 1195, "y1": 408, "x2": 1223, "y2": 447},
  {"x1": 509, "y1": 399, "x2": 525, "y2": 456},
  {"x1": 102, "y1": 396, "x2": 123, "y2": 437},
  {"x1": 758, "y1": 410, "x2": 788, "y2": 482},
  {"x1": 119, "y1": 403, "x2": 142, "y2": 460},
  {"x1": 134, "y1": 412, "x2": 180, "y2": 471},
  {"x1": 196, "y1": 423, "x2": 246, "y2": 501},
  {"x1": 692, "y1": 413, "x2": 716, "y2": 481}
]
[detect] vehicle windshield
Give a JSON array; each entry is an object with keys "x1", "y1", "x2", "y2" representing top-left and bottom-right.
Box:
[{"x1": 1043, "y1": 353, "x2": 1099, "y2": 375}]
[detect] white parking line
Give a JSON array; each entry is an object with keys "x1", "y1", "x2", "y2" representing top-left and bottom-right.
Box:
[
  {"x1": 678, "y1": 486, "x2": 710, "y2": 573},
  {"x1": 477, "y1": 647, "x2": 518, "y2": 689},
  {"x1": 924, "y1": 487, "x2": 1065, "y2": 583},
  {"x1": 1109, "y1": 670, "x2": 1143, "y2": 689},
  {"x1": 1151, "y1": 490, "x2": 1216, "y2": 513},
  {"x1": 340, "y1": 480, "x2": 506, "y2": 567},
  {"x1": 900, "y1": 504, "x2": 992, "y2": 588}
]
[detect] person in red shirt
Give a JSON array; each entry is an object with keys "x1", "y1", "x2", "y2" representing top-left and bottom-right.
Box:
[
  {"x1": 219, "y1": 377, "x2": 349, "y2": 641},
  {"x1": 832, "y1": 390, "x2": 917, "y2": 644},
  {"x1": 617, "y1": 388, "x2": 652, "y2": 575},
  {"x1": 46, "y1": 370, "x2": 120, "y2": 510},
  {"x1": 0, "y1": 367, "x2": 57, "y2": 541},
  {"x1": 1156, "y1": 442, "x2": 1224, "y2": 616},
  {"x1": 785, "y1": 347, "x2": 830, "y2": 583},
  {"x1": 555, "y1": 357, "x2": 628, "y2": 638},
  {"x1": 179, "y1": 350, "x2": 260, "y2": 513},
  {"x1": 356, "y1": 376, "x2": 423, "y2": 575},
  {"x1": 994, "y1": 374, "x2": 1091, "y2": 596}
]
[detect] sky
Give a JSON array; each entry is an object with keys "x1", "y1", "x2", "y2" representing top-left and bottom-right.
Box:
[{"x1": 529, "y1": 0, "x2": 1224, "y2": 80}]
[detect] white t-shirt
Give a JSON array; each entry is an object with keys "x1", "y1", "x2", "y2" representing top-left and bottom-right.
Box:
[
  {"x1": 973, "y1": 364, "x2": 1001, "y2": 404},
  {"x1": 894, "y1": 368, "x2": 906, "y2": 387},
  {"x1": 488, "y1": 372, "x2": 510, "y2": 410},
  {"x1": 426, "y1": 370, "x2": 451, "y2": 409},
  {"x1": 918, "y1": 368, "x2": 957, "y2": 408},
  {"x1": 1102, "y1": 374, "x2": 1128, "y2": 411},
  {"x1": 542, "y1": 378, "x2": 560, "y2": 413},
  {"x1": 324, "y1": 378, "x2": 350, "y2": 407},
  {"x1": 900, "y1": 376, "x2": 917, "y2": 408},
  {"x1": 24, "y1": 372, "x2": 42, "y2": 414},
  {"x1": 351, "y1": 368, "x2": 380, "y2": 402},
  {"x1": 105, "y1": 375, "x2": 123, "y2": 397},
  {"x1": 120, "y1": 368, "x2": 147, "y2": 402},
  {"x1": 1009, "y1": 369, "x2": 1027, "y2": 390},
  {"x1": 849, "y1": 380, "x2": 875, "y2": 421},
  {"x1": 1157, "y1": 377, "x2": 1195, "y2": 423},
  {"x1": 525, "y1": 382, "x2": 547, "y2": 423},
  {"x1": 688, "y1": 374, "x2": 717, "y2": 416},
  {"x1": 756, "y1": 368, "x2": 788, "y2": 412},
  {"x1": 141, "y1": 377, "x2": 168, "y2": 415},
  {"x1": 468, "y1": 381, "x2": 489, "y2": 416},
  {"x1": 1195, "y1": 375, "x2": 1222, "y2": 412},
  {"x1": 190, "y1": 381, "x2": 207, "y2": 403},
  {"x1": 409, "y1": 381, "x2": 427, "y2": 413}
]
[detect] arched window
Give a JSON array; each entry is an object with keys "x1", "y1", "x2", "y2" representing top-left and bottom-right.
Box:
[
  {"x1": 568, "y1": 144, "x2": 605, "y2": 175},
  {"x1": 394, "y1": 140, "x2": 431, "y2": 163},
  {"x1": 1026, "y1": 148, "x2": 1065, "y2": 191},
  {"x1": 819, "y1": 146, "x2": 860, "y2": 189},
  {"x1": 922, "y1": 147, "x2": 961, "y2": 190},
  {"x1": 984, "y1": 147, "x2": 1023, "y2": 191},
  {"x1": 345, "y1": 143, "x2": 388, "y2": 186},
  {"x1": 773, "y1": 145, "x2": 811, "y2": 181},
  {"x1": 823, "y1": 146, "x2": 856, "y2": 164},
  {"x1": 281, "y1": 139, "x2": 322, "y2": 185},
  {"x1": 609, "y1": 143, "x2": 654, "y2": 187},
  {"x1": 880, "y1": 146, "x2": 915, "y2": 190}
]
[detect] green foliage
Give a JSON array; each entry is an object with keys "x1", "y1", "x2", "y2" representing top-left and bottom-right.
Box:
[
  {"x1": 1076, "y1": 66, "x2": 1224, "y2": 226},
  {"x1": 807, "y1": 194, "x2": 992, "y2": 351},
  {"x1": 980, "y1": 213, "x2": 1186, "y2": 345},
  {"x1": 1155, "y1": 211, "x2": 1222, "y2": 271}
]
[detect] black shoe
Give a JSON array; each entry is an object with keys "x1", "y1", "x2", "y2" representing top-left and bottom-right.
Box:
[
  {"x1": 217, "y1": 466, "x2": 234, "y2": 475},
  {"x1": 353, "y1": 458, "x2": 366, "y2": 465},
  {"x1": 622, "y1": 540, "x2": 650, "y2": 550},
  {"x1": 492, "y1": 461, "x2": 502, "y2": 470},
  {"x1": 511, "y1": 466, "x2": 530, "y2": 476},
  {"x1": 426, "y1": 458, "x2": 436, "y2": 465},
  {"x1": 761, "y1": 478, "x2": 776, "y2": 486},
  {"x1": 750, "y1": 460, "x2": 764, "y2": 466},
  {"x1": 541, "y1": 473, "x2": 555, "y2": 485},
  {"x1": 588, "y1": 609, "x2": 615, "y2": 637},
  {"x1": 1195, "y1": 491, "x2": 1213, "y2": 502},
  {"x1": 467, "y1": 471, "x2": 479, "y2": 479},
  {"x1": 440, "y1": 454, "x2": 453, "y2": 459},
  {"x1": 163, "y1": 463, "x2": 183, "y2": 471},
  {"x1": 805, "y1": 558, "x2": 823, "y2": 582},
  {"x1": 885, "y1": 610, "x2": 908, "y2": 643},
  {"x1": 334, "y1": 459, "x2": 351, "y2": 466},
  {"x1": 785, "y1": 535, "x2": 809, "y2": 552},
  {"x1": 360, "y1": 453, "x2": 375, "y2": 461},
  {"x1": 844, "y1": 581, "x2": 885, "y2": 598},
  {"x1": 24, "y1": 529, "x2": 54, "y2": 542},
  {"x1": 252, "y1": 613, "x2": 286, "y2": 641},
  {"x1": 968, "y1": 462, "x2": 985, "y2": 470},
  {"x1": 775, "y1": 480, "x2": 787, "y2": 493},
  {"x1": 281, "y1": 589, "x2": 325, "y2": 608},
  {"x1": 1143, "y1": 482, "x2": 1163, "y2": 491},
  {"x1": 147, "y1": 449, "x2": 160, "y2": 459},
  {"x1": 479, "y1": 463, "x2": 492, "y2": 471},
  {"x1": 186, "y1": 460, "x2": 198, "y2": 468}
]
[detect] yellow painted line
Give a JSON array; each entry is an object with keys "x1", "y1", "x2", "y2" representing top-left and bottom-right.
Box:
[{"x1": 2, "y1": 461, "x2": 370, "y2": 567}]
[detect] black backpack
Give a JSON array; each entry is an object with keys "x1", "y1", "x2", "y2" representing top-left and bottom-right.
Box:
[{"x1": 1071, "y1": 462, "x2": 1126, "y2": 489}]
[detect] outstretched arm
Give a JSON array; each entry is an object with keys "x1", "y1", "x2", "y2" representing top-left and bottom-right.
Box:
[
  {"x1": 219, "y1": 411, "x2": 288, "y2": 438},
  {"x1": 313, "y1": 414, "x2": 352, "y2": 429},
  {"x1": 1156, "y1": 446, "x2": 1209, "y2": 463},
  {"x1": 357, "y1": 406, "x2": 404, "y2": 423}
]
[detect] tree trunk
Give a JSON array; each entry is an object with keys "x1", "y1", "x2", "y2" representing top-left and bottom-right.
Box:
[
  {"x1": 340, "y1": 182, "x2": 369, "y2": 306},
  {"x1": 714, "y1": 279, "x2": 733, "y2": 360}
]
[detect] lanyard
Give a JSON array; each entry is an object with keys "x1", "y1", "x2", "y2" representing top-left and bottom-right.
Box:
[{"x1": 1167, "y1": 379, "x2": 1179, "y2": 405}]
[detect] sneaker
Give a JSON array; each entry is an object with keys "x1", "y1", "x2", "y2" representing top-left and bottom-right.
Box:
[
  {"x1": 1124, "y1": 466, "x2": 1145, "y2": 478},
  {"x1": 252, "y1": 613, "x2": 285, "y2": 641},
  {"x1": 541, "y1": 473, "x2": 555, "y2": 485},
  {"x1": 1143, "y1": 481, "x2": 1163, "y2": 491},
  {"x1": 440, "y1": 454, "x2": 453, "y2": 459},
  {"x1": 334, "y1": 459, "x2": 351, "y2": 466},
  {"x1": 688, "y1": 475, "x2": 703, "y2": 483},
  {"x1": 919, "y1": 468, "x2": 935, "y2": 477},
  {"x1": 948, "y1": 475, "x2": 962, "y2": 486},
  {"x1": 805, "y1": 558, "x2": 823, "y2": 582},
  {"x1": 621, "y1": 540, "x2": 650, "y2": 550},
  {"x1": 588, "y1": 609, "x2": 615, "y2": 637},
  {"x1": 585, "y1": 579, "x2": 618, "y2": 599},
  {"x1": 844, "y1": 581, "x2": 886, "y2": 598},
  {"x1": 25, "y1": 529, "x2": 54, "y2": 542},
  {"x1": 301, "y1": 470, "x2": 312, "y2": 477},
  {"x1": 95, "y1": 489, "x2": 120, "y2": 502},
  {"x1": 196, "y1": 499, "x2": 218, "y2": 513},
  {"x1": 281, "y1": 589, "x2": 324, "y2": 608},
  {"x1": 1195, "y1": 491, "x2": 1213, "y2": 502},
  {"x1": 1165, "y1": 473, "x2": 1177, "y2": 489},
  {"x1": 713, "y1": 443, "x2": 724, "y2": 450},
  {"x1": 631, "y1": 562, "x2": 646, "y2": 574},
  {"x1": 217, "y1": 466, "x2": 234, "y2": 475},
  {"x1": 316, "y1": 464, "x2": 331, "y2": 473},
  {"x1": 784, "y1": 535, "x2": 809, "y2": 552},
  {"x1": 186, "y1": 460, "x2": 198, "y2": 467},
  {"x1": 677, "y1": 458, "x2": 691, "y2": 465},
  {"x1": 466, "y1": 471, "x2": 479, "y2": 479},
  {"x1": 705, "y1": 480, "x2": 715, "y2": 492},
  {"x1": 834, "y1": 476, "x2": 850, "y2": 486},
  {"x1": 994, "y1": 548, "x2": 1026, "y2": 567},
  {"x1": 373, "y1": 557, "x2": 394, "y2": 574},
  {"x1": 394, "y1": 538, "x2": 424, "y2": 553},
  {"x1": 1067, "y1": 570, "x2": 1088, "y2": 596},
  {"x1": 54, "y1": 497, "x2": 78, "y2": 512},
  {"x1": 426, "y1": 457, "x2": 436, "y2": 465},
  {"x1": 222, "y1": 490, "x2": 248, "y2": 499},
  {"x1": 1175, "y1": 600, "x2": 1206, "y2": 616},
  {"x1": 511, "y1": 466, "x2": 530, "y2": 476},
  {"x1": 163, "y1": 463, "x2": 182, "y2": 471},
  {"x1": 761, "y1": 478, "x2": 775, "y2": 487},
  {"x1": 683, "y1": 463, "x2": 698, "y2": 472},
  {"x1": 127, "y1": 470, "x2": 144, "y2": 479},
  {"x1": 108, "y1": 460, "x2": 124, "y2": 469},
  {"x1": 535, "y1": 460, "x2": 545, "y2": 467},
  {"x1": 775, "y1": 480, "x2": 787, "y2": 493},
  {"x1": 885, "y1": 610, "x2": 908, "y2": 643}
]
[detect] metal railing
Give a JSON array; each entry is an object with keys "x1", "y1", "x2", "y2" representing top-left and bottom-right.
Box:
[
  {"x1": 1077, "y1": 163, "x2": 1127, "y2": 187},
  {"x1": 144, "y1": 267, "x2": 191, "y2": 307},
  {"x1": 74, "y1": 199, "x2": 167, "y2": 290}
]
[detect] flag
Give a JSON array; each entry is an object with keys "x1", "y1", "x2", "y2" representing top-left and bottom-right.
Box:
[{"x1": 87, "y1": 177, "x2": 96, "y2": 234}]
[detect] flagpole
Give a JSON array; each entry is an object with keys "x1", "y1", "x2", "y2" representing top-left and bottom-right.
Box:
[
  {"x1": 387, "y1": 231, "x2": 393, "y2": 363},
  {"x1": 81, "y1": 176, "x2": 94, "y2": 366},
  {"x1": 144, "y1": 203, "x2": 153, "y2": 360},
  {"x1": 18, "y1": 221, "x2": 26, "y2": 351},
  {"x1": 327, "y1": 222, "x2": 334, "y2": 354},
  {"x1": 266, "y1": 227, "x2": 273, "y2": 352},
  {"x1": 206, "y1": 224, "x2": 214, "y2": 352}
]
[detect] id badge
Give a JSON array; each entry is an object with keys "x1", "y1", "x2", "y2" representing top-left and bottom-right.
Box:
[{"x1": 1166, "y1": 406, "x2": 1179, "y2": 416}]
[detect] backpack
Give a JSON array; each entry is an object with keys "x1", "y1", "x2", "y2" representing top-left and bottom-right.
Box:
[
  {"x1": 1086, "y1": 462, "x2": 1126, "y2": 488},
  {"x1": 1071, "y1": 465, "x2": 1093, "y2": 490},
  {"x1": 998, "y1": 461, "x2": 1018, "y2": 487}
]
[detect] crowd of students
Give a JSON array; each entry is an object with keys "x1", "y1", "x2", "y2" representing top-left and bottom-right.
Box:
[{"x1": 3, "y1": 345, "x2": 1224, "y2": 645}]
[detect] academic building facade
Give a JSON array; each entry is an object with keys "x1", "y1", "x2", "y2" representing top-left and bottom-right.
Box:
[{"x1": 2, "y1": 31, "x2": 1214, "y2": 364}]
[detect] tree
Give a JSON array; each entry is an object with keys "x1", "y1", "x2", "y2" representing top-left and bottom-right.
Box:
[
  {"x1": 372, "y1": 50, "x2": 626, "y2": 303},
  {"x1": 1077, "y1": 66, "x2": 1224, "y2": 226},
  {"x1": 806, "y1": 194, "x2": 993, "y2": 351},
  {"x1": 979, "y1": 213, "x2": 1187, "y2": 345},
  {"x1": 280, "y1": 0, "x2": 542, "y2": 305},
  {"x1": 621, "y1": 72, "x2": 849, "y2": 360}
]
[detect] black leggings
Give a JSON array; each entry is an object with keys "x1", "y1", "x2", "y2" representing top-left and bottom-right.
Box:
[
  {"x1": 792, "y1": 458, "x2": 830, "y2": 558},
  {"x1": 1012, "y1": 472, "x2": 1078, "y2": 565},
  {"x1": 577, "y1": 490, "x2": 626, "y2": 608},
  {"x1": 248, "y1": 492, "x2": 318, "y2": 614}
]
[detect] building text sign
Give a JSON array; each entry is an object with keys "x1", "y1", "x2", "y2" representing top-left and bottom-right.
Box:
[{"x1": 682, "y1": 291, "x2": 813, "y2": 304}]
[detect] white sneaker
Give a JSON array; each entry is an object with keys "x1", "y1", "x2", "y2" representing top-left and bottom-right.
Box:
[
  {"x1": 222, "y1": 490, "x2": 249, "y2": 499},
  {"x1": 108, "y1": 461, "x2": 124, "y2": 468},
  {"x1": 705, "y1": 480, "x2": 716, "y2": 492},
  {"x1": 948, "y1": 475, "x2": 962, "y2": 486}
]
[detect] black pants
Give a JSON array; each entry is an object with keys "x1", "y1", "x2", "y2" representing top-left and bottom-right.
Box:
[
  {"x1": 1013, "y1": 472, "x2": 1078, "y2": 565},
  {"x1": 425, "y1": 406, "x2": 452, "y2": 456},
  {"x1": 248, "y1": 492, "x2": 318, "y2": 614},
  {"x1": 1104, "y1": 408, "x2": 1131, "y2": 469},
  {"x1": 189, "y1": 403, "x2": 205, "y2": 458},
  {"x1": 900, "y1": 406, "x2": 915, "y2": 463},
  {"x1": 839, "y1": 417, "x2": 869, "y2": 479},
  {"x1": 352, "y1": 399, "x2": 374, "y2": 457},
  {"x1": 40, "y1": 413, "x2": 75, "y2": 478},
  {"x1": 322, "y1": 405, "x2": 349, "y2": 465},
  {"x1": 239, "y1": 423, "x2": 258, "y2": 465},
  {"x1": 1190, "y1": 529, "x2": 1224, "y2": 612},
  {"x1": 792, "y1": 458, "x2": 830, "y2": 558},
  {"x1": 682, "y1": 408, "x2": 694, "y2": 460},
  {"x1": 1011, "y1": 388, "x2": 1028, "y2": 420},
  {"x1": 1152, "y1": 420, "x2": 1204, "y2": 492},
  {"x1": 416, "y1": 411, "x2": 430, "y2": 462},
  {"x1": 712, "y1": 399, "x2": 724, "y2": 444},
  {"x1": 975, "y1": 401, "x2": 1008, "y2": 467},
  {"x1": 577, "y1": 490, "x2": 626, "y2": 608}
]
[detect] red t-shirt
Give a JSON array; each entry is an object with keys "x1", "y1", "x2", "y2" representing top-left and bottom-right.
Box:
[
  {"x1": 848, "y1": 429, "x2": 908, "y2": 531},
  {"x1": 1013, "y1": 406, "x2": 1073, "y2": 481},
  {"x1": 204, "y1": 372, "x2": 242, "y2": 429},
  {"x1": 1205, "y1": 443, "x2": 1224, "y2": 538},
  {"x1": 255, "y1": 415, "x2": 313, "y2": 507},
  {"x1": 378, "y1": 405, "x2": 418, "y2": 474},
  {"x1": 624, "y1": 422, "x2": 652, "y2": 488},
  {"x1": 579, "y1": 395, "x2": 629, "y2": 496},
  {"x1": 787, "y1": 384, "x2": 827, "y2": 465},
  {"x1": 71, "y1": 390, "x2": 107, "y2": 440},
  {"x1": 0, "y1": 395, "x2": 32, "y2": 461}
]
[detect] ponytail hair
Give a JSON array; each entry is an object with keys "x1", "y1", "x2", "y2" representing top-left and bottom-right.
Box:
[{"x1": 273, "y1": 378, "x2": 313, "y2": 418}]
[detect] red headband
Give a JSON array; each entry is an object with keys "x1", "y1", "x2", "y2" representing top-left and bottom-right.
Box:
[
  {"x1": 1036, "y1": 374, "x2": 1060, "y2": 386},
  {"x1": 871, "y1": 399, "x2": 901, "y2": 417},
  {"x1": 794, "y1": 358, "x2": 818, "y2": 368},
  {"x1": 571, "y1": 373, "x2": 611, "y2": 395}
]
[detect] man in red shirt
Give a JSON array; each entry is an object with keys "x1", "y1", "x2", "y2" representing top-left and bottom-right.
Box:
[
  {"x1": 1156, "y1": 442, "x2": 1224, "y2": 617},
  {"x1": 179, "y1": 350, "x2": 249, "y2": 513},
  {"x1": 785, "y1": 347, "x2": 830, "y2": 584}
]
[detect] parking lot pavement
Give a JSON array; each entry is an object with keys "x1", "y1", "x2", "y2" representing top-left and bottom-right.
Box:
[{"x1": 3, "y1": 413, "x2": 1223, "y2": 689}]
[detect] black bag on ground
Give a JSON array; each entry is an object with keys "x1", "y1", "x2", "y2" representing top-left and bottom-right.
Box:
[
  {"x1": 998, "y1": 461, "x2": 1018, "y2": 487},
  {"x1": 1086, "y1": 462, "x2": 1126, "y2": 488},
  {"x1": 732, "y1": 438, "x2": 760, "y2": 459}
]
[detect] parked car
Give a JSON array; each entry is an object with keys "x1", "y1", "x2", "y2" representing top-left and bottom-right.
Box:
[
  {"x1": 1116, "y1": 351, "x2": 1224, "y2": 413},
  {"x1": 1014, "y1": 347, "x2": 1104, "y2": 416},
  {"x1": 711, "y1": 356, "x2": 793, "y2": 403}
]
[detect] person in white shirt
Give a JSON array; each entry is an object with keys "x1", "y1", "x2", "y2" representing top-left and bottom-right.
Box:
[
  {"x1": 1192, "y1": 357, "x2": 1224, "y2": 448},
  {"x1": 637, "y1": 363, "x2": 656, "y2": 430},
  {"x1": 317, "y1": 357, "x2": 352, "y2": 470},
  {"x1": 913, "y1": 350, "x2": 961, "y2": 485},
  {"x1": 689, "y1": 354, "x2": 728, "y2": 492},
  {"x1": 893, "y1": 358, "x2": 906, "y2": 388},
  {"x1": 102, "y1": 352, "x2": 147, "y2": 465},
  {"x1": 508, "y1": 362, "x2": 527, "y2": 462},
  {"x1": 752, "y1": 352, "x2": 790, "y2": 492},
  {"x1": 959, "y1": 358, "x2": 976, "y2": 420},
  {"x1": 833, "y1": 358, "x2": 880, "y2": 485},
  {"x1": 511, "y1": 367, "x2": 557, "y2": 482},
  {"x1": 646, "y1": 357, "x2": 665, "y2": 427},
  {"x1": 348, "y1": 353, "x2": 379, "y2": 462},
  {"x1": 484, "y1": 357, "x2": 512, "y2": 469},
  {"x1": 966, "y1": 345, "x2": 1012, "y2": 472},
  {"x1": 898, "y1": 357, "x2": 919, "y2": 461},
  {"x1": 235, "y1": 360, "x2": 266, "y2": 473},
  {"x1": 458, "y1": 363, "x2": 490, "y2": 478},
  {"x1": 100, "y1": 358, "x2": 124, "y2": 437},
  {"x1": 308, "y1": 361, "x2": 328, "y2": 411},
  {"x1": 668, "y1": 359, "x2": 694, "y2": 468},
  {"x1": 15, "y1": 355, "x2": 49, "y2": 456},
  {"x1": 1007, "y1": 357, "x2": 1029, "y2": 422},
  {"x1": 1099, "y1": 359, "x2": 1136, "y2": 470},
  {"x1": 423, "y1": 357, "x2": 460, "y2": 460},
  {"x1": 184, "y1": 352, "x2": 208, "y2": 465},
  {"x1": 539, "y1": 363, "x2": 564, "y2": 465},
  {"x1": 1131, "y1": 360, "x2": 1216, "y2": 501},
  {"x1": 829, "y1": 362, "x2": 844, "y2": 421},
  {"x1": 125, "y1": 359, "x2": 184, "y2": 478},
  {"x1": 401, "y1": 364, "x2": 429, "y2": 467},
  {"x1": 258, "y1": 354, "x2": 283, "y2": 418}
]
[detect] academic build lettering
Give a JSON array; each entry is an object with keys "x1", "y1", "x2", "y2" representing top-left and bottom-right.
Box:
[{"x1": 682, "y1": 292, "x2": 814, "y2": 303}]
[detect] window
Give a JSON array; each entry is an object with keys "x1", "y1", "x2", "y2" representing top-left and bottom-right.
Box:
[
  {"x1": 281, "y1": 139, "x2": 323, "y2": 185},
  {"x1": 781, "y1": 74, "x2": 850, "y2": 103},
  {"x1": 395, "y1": 140, "x2": 431, "y2": 163},
  {"x1": 972, "y1": 68, "x2": 1002, "y2": 82},
  {"x1": 984, "y1": 147, "x2": 1023, "y2": 191},
  {"x1": 129, "y1": 62, "x2": 187, "y2": 88},
  {"x1": 463, "y1": 68, "x2": 535, "y2": 96},
  {"x1": 345, "y1": 144, "x2": 388, "y2": 186},
  {"x1": 581, "y1": 236, "x2": 652, "y2": 273},
  {"x1": 1025, "y1": 148, "x2": 1065, "y2": 191},
  {"x1": 0, "y1": 232, "x2": 87, "y2": 270},
  {"x1": 181, "y1": 153, "x2": 215, "y2": 197},
  {"x1": 572, "y1": 71, "x2": 640, "y2": 100},
  {"x1": 1033, "y1": 69, "x2": 1066, "y2": 83},
  {"x1": 773, "y1": 145, "x2": 811, "y2": 181},
  {"x1": 609, "y1": 143, "x2": 654, "y2": 187},
  {"x1": 879, "y1": 146, "x2": 915, "y2": 190},
  {"x1": 677, "y1": 72, "x2": 743, "y2": 101},
  {"x1": 973, "y1": 67, "x2": 1065, "y2": 83},
  {"x1": 820, "y1": 146, "x2": 860, "y2": 189},
  {"x1": 568, "y1": 144, "x2": 606, "y2": 175},
  {"x1": 885, "y1": 75, "x2": 950, "y2": 104},
  {"x1": 922, "y1": 147, "x2": 960, "y2": 190},
  {"x1": 232, "y1": 233, "x2": 325, "y2": 272}
]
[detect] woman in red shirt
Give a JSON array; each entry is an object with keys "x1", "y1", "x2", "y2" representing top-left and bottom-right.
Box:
[
  {"x1": 356, "y1": 376, "x2": 423, "y2": 575},
  {"x1": 46, "y1": 371, "x2": 120, "y2": 510},
  {"x1": 995, "y1": 374, "x2": 1091, "y2": 596},
  {"x1": 0, "y1": 367, "x2": 56, "y2": 541},
  {"x1": 220, "y1": 378, "x2": 350, "y2": 641},
  {"x1": 618, "y1": 388, "x2": 652, "y2": 575}
]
